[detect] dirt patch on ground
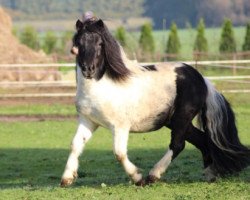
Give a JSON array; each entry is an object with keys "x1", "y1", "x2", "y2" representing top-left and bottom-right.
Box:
[
  {"x1": 0, "y1": 114, "x2": 77, "y2": 122},
  {"x1": 0, "y1": 96, "x2": 75, "y2": 106}
]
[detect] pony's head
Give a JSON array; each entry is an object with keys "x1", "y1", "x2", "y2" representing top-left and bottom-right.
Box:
[{"x1": 72, "y1": 18, "x2": 130, "y2": 81}]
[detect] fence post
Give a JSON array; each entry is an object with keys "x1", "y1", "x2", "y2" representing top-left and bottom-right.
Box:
[
  {"x1": 233, "y1": 53, "x2": 237, "y2": 75},
  {"x1": 18, "y1": 66, "x2": 23, "y2": 82},
  {"x1": 193, "y1": 52, "x2": 198, "y2": 69}
]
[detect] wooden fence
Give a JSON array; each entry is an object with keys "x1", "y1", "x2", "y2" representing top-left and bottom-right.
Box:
[{"x1": 0, "y1": 60, "x2": 250, "y2": 100}]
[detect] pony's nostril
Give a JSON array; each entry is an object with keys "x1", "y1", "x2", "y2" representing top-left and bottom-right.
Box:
[
  {"x1": 82, "y1": 65, "x2": 86, "y2": 71},
  {"x1": 79, "y1": 63, "x2": 86, "y2": 71}
]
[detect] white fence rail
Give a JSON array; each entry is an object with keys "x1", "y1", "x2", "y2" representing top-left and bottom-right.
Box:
[
  {"x1": 0, "y1": 59, "x2": 250, "y2": 68},
  {"x1": 0, "y1": 81, "x2": 75, "y2": 87},
  {"x1": 0, "y1": 63, "x2": 75, "y2": 68},
  {"x1": 0, "y1": 60, "x2": 250, "y2": 98},
  {"x1": 0, "y1": 93, "x2": 76, "y2": 98},
  {"x1": 0, "y1": 76, "x2": 250, "y2": 88}
]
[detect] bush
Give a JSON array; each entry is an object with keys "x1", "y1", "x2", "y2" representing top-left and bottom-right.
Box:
[
  {"x1": 242, "y1": 23, "x2": 250, "y2": 51},
  {"x1": 115, "y1": 26, "x2": 127, "y2": 47},
  {"x1": 194, "y1": 19, "x2": 208, "y2": 52},
  {"x1": 12, "y1": 26, "x2": 18, "y2": 37},
  {"x1": 166, "y1": 22, "x2": 181, "y2": 56},
  {"x1": 139, "y1": 23, "x2": 155, "y2": 54},
  {"x1": 20, "y1": 26, "x2": 39, "y2": 50},
  {"x1": 43, "y1": 31, "x2": 57, "y2": 54},
  {"x1": 219, "y1": 19, "x2": 236, "y2": 53},
  {"x1": 60, "y1": 31, "x2": 73, "y2": 54}
]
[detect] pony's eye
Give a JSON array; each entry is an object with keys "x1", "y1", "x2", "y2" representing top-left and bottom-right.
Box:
[{"x1": 78, "y1": 38, "x2": 83, "y2": 45}]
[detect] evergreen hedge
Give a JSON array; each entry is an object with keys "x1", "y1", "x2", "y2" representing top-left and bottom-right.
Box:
[{"x1": 219, "y1": 19, "x2": 236, "y2": 53}]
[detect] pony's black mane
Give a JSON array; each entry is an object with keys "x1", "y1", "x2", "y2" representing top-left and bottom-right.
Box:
[
  {"x1": 142, "y1": 64, "x2": 157, "y2": 71},
  {"x1": 83, "y1": 19, "x2": 131, "y2": 81}
]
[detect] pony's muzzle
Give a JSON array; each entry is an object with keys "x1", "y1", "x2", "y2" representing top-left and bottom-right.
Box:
[
  {"x1": 81, "y1": 66, "x2": 95, "y2": 79},
  {"x1": 71, "y1": 46, "x2": 79, "y2": 55},
  {"x1": 81, "y1": 71, "x2": 94, "y2": 79}
]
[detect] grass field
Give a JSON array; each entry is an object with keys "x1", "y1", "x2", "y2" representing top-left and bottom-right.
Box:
[
  {"x1": 0, "y1": 104, "x2": 75, "y2": 116},
  {"x1": 120, "y1": 26, "x2": 247, "y2": 60},
  {"x1": 154, "y1": 27, "x2": 246, "y2": 58},
  {"x1": 0, "y1": 93, "x2": 249, "y2": 200}
]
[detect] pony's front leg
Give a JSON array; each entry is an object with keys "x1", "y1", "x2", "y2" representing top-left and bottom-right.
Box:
[
  {"x1": 61, "y1": 117, "x2": 97, "y2": 187},
  {"x1": 112, "y1": 128, "x2": 144, "y2": 185}
]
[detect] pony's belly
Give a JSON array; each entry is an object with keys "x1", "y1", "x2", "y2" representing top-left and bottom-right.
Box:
[
  {"x1": 130, "y1": 110, "x2": 171, "y2": 133},
  {"x1": 130, "y1": 123, "x2": 158, "y2": 133},
  {"x1": 76, "y1": 81, "x2": 175, "y2": 132},
  {"x1": 76, "y1": 99, "x2": 169, "y2": 132}
]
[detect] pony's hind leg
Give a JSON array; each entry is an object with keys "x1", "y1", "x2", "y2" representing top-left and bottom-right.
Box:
[
  {"x1": 146, "y1": 64, "x2": 208, "y2": 184},
  {"x1": 112, "y1": 128, "x2": 143, "y2": 185},
  {"x1": 146, "y1": 93, "x2": 204, "y2": 184},
  {"x1": 147, "y1": 148, "x2": 174, "y2": 183},
  {"x1": 185, "y1": 124, "x2": 212, "y2": 168},
  {"x1": 185, "y1": 125, "x2": 217, "y2": 182},
  {"x1": 61, "y1": 117, "x2": 97, "y2": 187},
  {"x1": 147, "y1": 123, "x2": 216, "y2": 183}
]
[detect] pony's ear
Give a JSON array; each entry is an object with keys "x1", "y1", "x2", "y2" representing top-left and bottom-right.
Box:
[
  {"x1": 87, "y1": 19, "x2": 104, "y2": 33},
  {"x1": 95, "y1": 19, "x2": 104, "y2": 29},
  {"x1": 76, "y1": 19, "x2": 83, "y2": 31}
]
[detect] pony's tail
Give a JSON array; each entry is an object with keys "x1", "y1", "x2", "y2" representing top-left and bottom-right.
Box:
[{"x1": 198, "y1": 79, "x2": 250, "y2": 175}]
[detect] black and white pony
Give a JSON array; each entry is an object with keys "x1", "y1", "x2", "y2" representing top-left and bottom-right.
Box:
[{"x1": 61, "y1": 16, "x2": 250, "y2": 186}]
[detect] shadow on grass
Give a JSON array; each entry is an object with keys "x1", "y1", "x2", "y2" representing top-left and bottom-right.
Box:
[{"x1": 0, "y1": 148, "x2": 249, "y2": 189}]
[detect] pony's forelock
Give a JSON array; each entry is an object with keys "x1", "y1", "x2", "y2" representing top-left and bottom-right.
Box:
[{"x1": 82, "y1": 19, "x2": 131, "y2": 82}]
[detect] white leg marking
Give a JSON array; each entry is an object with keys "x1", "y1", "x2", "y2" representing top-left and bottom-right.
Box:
[
  {"x1": 149, "y1": 149, "x2": 173, "y2": 179},
  {"x1": 113, "y1": 129, "x2": 142, "y2": 183},
  {"x1": 61, "y1": 117, "x2": 97, "y2": 186}
]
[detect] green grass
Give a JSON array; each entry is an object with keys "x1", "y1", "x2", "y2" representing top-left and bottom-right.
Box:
[{"x1": 0, "y1": 103, "x2": 249, "y2": 199}]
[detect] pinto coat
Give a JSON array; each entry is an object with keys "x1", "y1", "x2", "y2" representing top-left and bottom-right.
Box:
[{"x1": 60, "y1": 18, "x2": 250, "y2": 187}]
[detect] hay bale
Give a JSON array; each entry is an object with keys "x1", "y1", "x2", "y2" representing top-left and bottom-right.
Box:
[{"x1": 0, "y1": 7, "x2": 53, "y2": 64}]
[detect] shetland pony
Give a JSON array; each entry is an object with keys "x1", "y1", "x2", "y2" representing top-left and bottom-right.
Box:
[{"x1": 61, "y1": 18, "x2": 250, "y2": 186}]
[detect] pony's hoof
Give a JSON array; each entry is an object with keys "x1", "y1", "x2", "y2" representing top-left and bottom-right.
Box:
[
  {"x1": 146, "y1": 175, "x2": 159, "y2": 184},
  {"x1": 60, "y1": 171, "x2": 78, "y2": 187},
  {"x1": 60, "y1": 178, "x2": 74, "y2": 187},
  {"x1": 204, "y1": 166, "x2": 217, "y2": 183},
  {"x1": 135, "y1": 179, "x2": 146, "y2": 187}
]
